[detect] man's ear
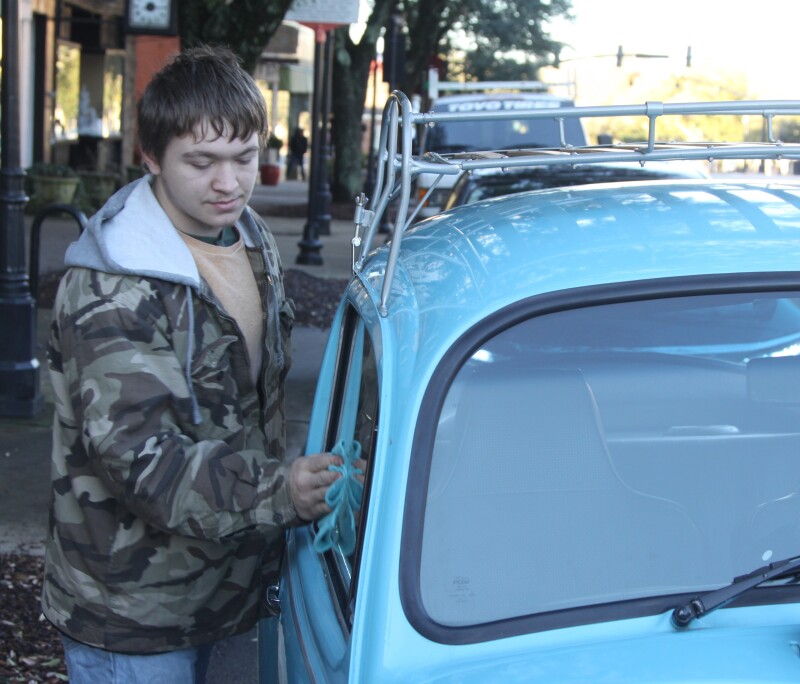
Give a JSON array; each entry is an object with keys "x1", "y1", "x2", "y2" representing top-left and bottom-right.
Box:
[{"x1": 140, "y1": 150, "x2": 161, "y2": 176}]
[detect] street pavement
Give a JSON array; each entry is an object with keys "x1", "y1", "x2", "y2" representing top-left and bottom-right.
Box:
[{"x1": 0, "y1": 177, "x2": 358, "y2": 682}]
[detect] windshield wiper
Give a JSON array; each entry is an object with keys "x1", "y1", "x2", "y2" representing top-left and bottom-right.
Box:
[{"x1": 671, "y1": 555, "x2": 800, "y2": 629}]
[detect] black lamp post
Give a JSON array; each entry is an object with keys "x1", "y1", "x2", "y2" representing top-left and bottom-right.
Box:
[
  {"x1": 296, "y1": 27, "x2": 334, "y2": 264},
  {"x1": 0, "y1": 0, "x2": 43, "y2": 417},
  {"x1": 315, "y1": 31, "x2": 334, "y2": 236}
]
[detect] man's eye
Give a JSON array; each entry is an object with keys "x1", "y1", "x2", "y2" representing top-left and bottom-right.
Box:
[
  {"x1": 237, "y1": 157, "x2": 255, "y2": 165},
  {"x1": 190, "y1": 162, "x2": 210, "y2": 170}
]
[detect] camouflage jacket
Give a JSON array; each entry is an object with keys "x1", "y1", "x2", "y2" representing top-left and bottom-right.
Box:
[{"x1": 42, "y1": 177, "x2": 298, "y2": 653}]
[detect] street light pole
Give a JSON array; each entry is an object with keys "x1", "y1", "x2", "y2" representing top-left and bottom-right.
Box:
[
  {"x1": 297, "y1": 25, "x2": 336, "y2": 264},
  {"x1": 296, "y1": 26, "x2": 326, "y2": 265},
  {"x1": 315, "y1": 30, "x2": 334, "y2": 236},
  {"x1": 0, "y1": 0, "x2": 43, "y2": 417}
]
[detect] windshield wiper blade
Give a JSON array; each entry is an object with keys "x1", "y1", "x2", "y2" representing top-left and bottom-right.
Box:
[{"x1": 671, "y1": 555, "x2": 800, "y2": 629}]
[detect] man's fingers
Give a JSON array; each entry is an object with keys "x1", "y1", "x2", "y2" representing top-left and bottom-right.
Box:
[
  {"x1": 315, "y1": 468, "x2": 340, "y2": 488},
  {"x1": 289, "y1": 453, "x2": 344, "y2": 521},
  {"x1": 311, "y1": 453, "x2": 342, "y2": 470}
]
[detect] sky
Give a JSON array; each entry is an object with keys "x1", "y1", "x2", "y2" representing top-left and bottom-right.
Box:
[
  {"x1": 351, "y1": 0, "x2": 797, "y2": 103},
  {"x1": 547, "y1": 0, "x2": 797, "y2": 99}
]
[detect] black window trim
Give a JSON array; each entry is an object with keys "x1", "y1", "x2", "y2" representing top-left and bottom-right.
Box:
[
  {"x1": 399, "y1": 271, "x2": 800, "y2": 645},
  {"x1": 315, "y1": 303, "x2": 381, "y2": 631}
]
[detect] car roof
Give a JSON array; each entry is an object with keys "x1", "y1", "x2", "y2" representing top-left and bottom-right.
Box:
[
  {"x1": 358, "y1": 179, "x2": 800, "y2": 349},
  {"x1": 463, "y1": 160, "x2": 709, "y2": 182},
  {"x1": 432, "y1": 92, "x2": 573, "y2": 107}
]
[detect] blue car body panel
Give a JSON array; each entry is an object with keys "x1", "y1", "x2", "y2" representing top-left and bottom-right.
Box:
[{"x1": 265, "y1": 179, "x2": 800, "y2": 683}]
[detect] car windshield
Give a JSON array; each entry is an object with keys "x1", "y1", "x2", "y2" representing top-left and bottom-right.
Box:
[
  {"x1": 420, "y1": 291, "x2": 800, "y2": 628},
  {"x1": 426, "y1": 115, "x2": 586, "y2": 154}
]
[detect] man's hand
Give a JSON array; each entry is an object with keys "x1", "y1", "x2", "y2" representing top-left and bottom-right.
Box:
[
  {"x1": 289, "y1": 453, "x2": 342, "y2": 521},
  {"x1": 354, "y1": 459, "x2": 367, "y2": 484}
]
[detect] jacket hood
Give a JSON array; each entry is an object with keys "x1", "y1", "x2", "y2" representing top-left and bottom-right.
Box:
[{"x1": 65, "y1": 176, "x2": 268, "y2": 289}]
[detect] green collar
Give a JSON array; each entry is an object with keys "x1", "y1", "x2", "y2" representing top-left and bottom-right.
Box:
[{"x1": 190, "y1": 225, "x2": 239, "y2": 247}]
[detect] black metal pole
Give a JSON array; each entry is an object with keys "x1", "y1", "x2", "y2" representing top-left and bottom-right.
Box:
[
  {"x1": 0, "y1": 0, "x2": 44, "y2": 417},
  {"x1": 296, "y1": 27, "x2": 325, "y2": 265},
  {"x1": 364, "y1": 51, "x2": 380, "y2": 200},
  {"x1": 314, "y1": 30, "x2": 334, "y2": 236}
]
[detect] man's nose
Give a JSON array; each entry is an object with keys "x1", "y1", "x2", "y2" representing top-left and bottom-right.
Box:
[{"x1": 212, "y1": 163, "x2": 238, "y2": 191}]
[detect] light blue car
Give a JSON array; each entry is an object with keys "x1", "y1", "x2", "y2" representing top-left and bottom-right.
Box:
[{"x1": 260, "y1": 96, "x2": 800, "y2": 683}]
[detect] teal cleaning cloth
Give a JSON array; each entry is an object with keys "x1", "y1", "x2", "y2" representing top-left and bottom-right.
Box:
[{"x1": 313, "y1": 439, "x2": 364, "y2": 555}]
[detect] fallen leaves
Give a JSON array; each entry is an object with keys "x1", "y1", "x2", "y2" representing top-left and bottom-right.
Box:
[
  {"x1": 0, "y1": 553, "x2": 67, "y2": 683},
  {"x1": 283, "y1": 269, "x2": 349, "y2": 329}
]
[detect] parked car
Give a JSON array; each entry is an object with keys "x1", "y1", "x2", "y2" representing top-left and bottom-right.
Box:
[
  {"x1": 441, "y1": 159, "x2": 709, "y2": 210},
  {"x1": 415, "y1": 81, "x2": 587, "y2": 217},
  {"x1": 260, "y1": 95, "x2": 800, "y2": 683}
]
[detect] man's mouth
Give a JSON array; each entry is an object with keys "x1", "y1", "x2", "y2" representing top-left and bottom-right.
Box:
[{"x1": 210, "y1": 197, "x2": 241, "y2": 210}]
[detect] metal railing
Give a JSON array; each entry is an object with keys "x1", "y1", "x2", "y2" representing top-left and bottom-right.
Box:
[
  {"x1": 353, "y1": 93, "x2": 800, "y2": 316},
  {"x1": 29, "y1": 203, "x2": 87, "y2": 303}
]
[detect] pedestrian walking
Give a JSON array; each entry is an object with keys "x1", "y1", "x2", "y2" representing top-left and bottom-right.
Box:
[
  {"x1": 41, "y1": 45, "x2": 347, "y2": 683},
  {"x1": 287, "y1": 127, "x2": 308, "y2": 180}
]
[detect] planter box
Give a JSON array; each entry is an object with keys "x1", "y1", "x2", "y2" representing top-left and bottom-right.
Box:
[
  {"x1": 28, "y1": 174, "x2": 80, "y2": 211},
  {"x1": 79, "y1": 172, "x2": 118, "y2": 210}
]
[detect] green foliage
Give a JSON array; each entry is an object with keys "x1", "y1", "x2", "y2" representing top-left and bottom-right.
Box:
[
  {"x1": 330, "y1": 0, "x2": 400, "y2": 202},
  {"x1": 778, "y1": 118, "x2": 800, "y2": 143},
  {"x1": 177, "y1": 0, "x2": 293, "y2": 73},
  {"x1": 400, "y1": 0, "x2": 572, "y2": 94},
  {"x1": 458, "y1": 53, "x2": 541, "y2": 82},
  {"x1": 590, "y1": 73, "x2": 755, "y2": 145},
  {"x1": 267, "y1": 133, "x2": 284, "y2": 150},
  {"x1": 330, "y1": 0, "x2": 574, "y2": 201},
  {"x1": 26, "y1": 162, "x2": 77, "y2": 178},
  {"x1": 444, "y1": 0, "x2": 572, "y2": 83}
]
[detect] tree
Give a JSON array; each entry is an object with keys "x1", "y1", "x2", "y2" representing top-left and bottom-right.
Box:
[
  {"x1": 178, "y1": 0, "x2": 293, "y2": 73},
  {"x1": 416, "y1": 0, "x2": 572, "y2": 91},
  {"x1": 330, "y1": 0, "x2": 573, "y2": 202},
  {"x1": 330, "y1": 0, "x2": 400, "y2": 203},
  {"x1": 604, "y1": 73, "x2": 751, "y2": 144}
]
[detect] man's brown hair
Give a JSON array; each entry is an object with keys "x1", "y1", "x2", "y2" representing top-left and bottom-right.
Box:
[{"x1": 137, "y1": 44, "x2": 268, "y2": 163}]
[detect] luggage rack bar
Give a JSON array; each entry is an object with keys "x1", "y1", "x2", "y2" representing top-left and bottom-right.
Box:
[{"x1": 353, "y1": 92, "x2": 800, "y2": 316}]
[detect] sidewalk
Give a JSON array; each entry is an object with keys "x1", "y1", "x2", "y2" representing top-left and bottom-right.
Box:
[{"x1": 1, "y1": 177, "x2": 358, "y2": 556}]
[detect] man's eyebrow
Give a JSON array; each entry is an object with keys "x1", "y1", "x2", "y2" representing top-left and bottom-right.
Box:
[{"x1": 183, "y1": 146, "x2": 260, "y2": 159}]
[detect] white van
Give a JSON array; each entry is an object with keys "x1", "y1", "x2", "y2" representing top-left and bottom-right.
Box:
[{"x1": 416, "y1": 85, "x2": 587, "y2": 217}]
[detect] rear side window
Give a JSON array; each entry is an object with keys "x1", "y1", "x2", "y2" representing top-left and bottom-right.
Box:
[
  {"x1": 425, "y1": 101, "x2": 586, "y2": 153},
  {"x1": 318, "y1": 305, "x2": 379, "y2": 623},
  {"x1": 418, "y1": 291, "x2": 800, "y2": 630}
]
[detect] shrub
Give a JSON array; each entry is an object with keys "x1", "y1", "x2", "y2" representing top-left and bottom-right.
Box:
[{"x1": 26, "y1": 162, "x2": 77, "y2": 177}]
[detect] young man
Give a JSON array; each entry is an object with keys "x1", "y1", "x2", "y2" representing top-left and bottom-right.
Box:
[{"x1": 42, "y1": 45, "x2": 341, "y2": 683}]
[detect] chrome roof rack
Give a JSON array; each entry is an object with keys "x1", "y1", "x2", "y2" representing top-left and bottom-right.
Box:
[{"x1": 351, "y1": 92, "x2": 800, "y2": 316}]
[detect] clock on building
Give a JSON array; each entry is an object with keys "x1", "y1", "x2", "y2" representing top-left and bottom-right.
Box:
[{"x1": 124, "y1": 0, "x2": 177, "y2": 35}]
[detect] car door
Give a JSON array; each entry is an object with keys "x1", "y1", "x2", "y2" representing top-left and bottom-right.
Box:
[{"x1": 260, "y1": 302, "x2": 380, "y2": 684}]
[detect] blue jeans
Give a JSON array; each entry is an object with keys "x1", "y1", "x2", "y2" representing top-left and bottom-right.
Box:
[{"x1": 61, "y1": 634, "x2": 212, "y2": 684}]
